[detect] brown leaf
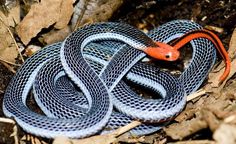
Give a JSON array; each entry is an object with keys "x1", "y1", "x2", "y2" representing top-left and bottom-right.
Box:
[
  {"x1": 228, "y1": 28, "x2": 236, "y2": 59},
  {"x1": 201, "y1": 109, "x2": 220, "y2": 132},
  {"x1": 117, "y1": 134, "x2": 146, "y2": 143},
  {"x1": 174, "y1": 108, "x2": 197, "y2": 122},
  {"x1": 164, "y1": 118, "x2": 208, "y2": 140},
  {"x1": 53, "y1": 135, "x2": 116, "y2": 144},
  {"x1": 0, "y1": 3, "x2": 20, "y2": 65},
  {"x1": 24, "y1": 45, "x2": 41, "y2": 57},
  {"x1": 72, "y1": 0, "x2": 123, "y2": 29},
  {"x1": 213, "y1": 124, "x2": 236, "y2": 144},
  {"x1": 40, "y1": 26, "x2": 71, "y2": 44},
  {"x1": 204, "y1": 25, "x2": 224, "y2": 33},
  {"x1": 54, "y1": 0, "x2": 73, "y2": 29},
  {"x1": 16, "y1": 0, "x2": 73, "y2": 45},
  {"x1": 53, "y1": 121, "x2": 141, "y2": 144},
  {"x1": 0, "y1": 4, "x2": 20, "y2": 27},
  {"x1": 168, "y1": 140, "x2": 215, "y2": 144},
  {"x1": 0, "y1": 21, "x2": 18, "y2": 64},
  {"x1": 205, "y1": 27, "x2": 236, "y2": 90}
]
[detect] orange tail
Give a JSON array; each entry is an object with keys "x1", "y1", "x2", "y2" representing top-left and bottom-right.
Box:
[{"x1": 171, "y1": 29, "x2": 231, "y2": 82}]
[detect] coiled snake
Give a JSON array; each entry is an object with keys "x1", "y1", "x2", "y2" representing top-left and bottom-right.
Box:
[{"x1": 3, "y1": 20, "x2": 229, "y2": 138}]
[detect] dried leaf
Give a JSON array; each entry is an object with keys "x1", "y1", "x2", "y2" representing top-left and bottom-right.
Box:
[
  {"x1": 53, "y1": 137, "x2": 72, "y2": 144},
  {"x1": 16, "y1": 0, "x2": 73, "y2": 45},
  {"x1": 0, "y1": 4, "x2": 20, "y2": 27},
  {"x1": 174, "y1": 108, "x2": 197, "y2": 122},
  {"x1": 213, "y1": 124, "x2": 236, "y2": 144},
  {"x1": 54, "y1": 0, "x2": 73, "y2": 29},
  {"x1": 169, "y1": 140, "x2": 215, "y2": 144},
  {"x1": 72, "y1": 0, "x2": 123, "y2": 29},
  {"x1": 201, "y1": 109, "x2": 220, "y2": 131},
  {"x1": 0, "y1": 117, "x2": 18, "y2": 144},
  {"x1": 205, "y1": 25, "x2": 224, "y2": 33},
  {"x1": 30, "y1": 136, "x2": 43, "y2": 144},
  {"x1": 32, "y1": 137, "x2": 41, "y2": 144},
  {"x1": 54, "y1": 135, "x2": 116, "y2": 144},
  {"x1": 24, "y1": 45, "x2": 41, "y2": 57},
  {"x1": 0, "y1": 21, "x2": 18, "y2": 64},
  {"x1": 40, "y1": 26, "x2": 71, "y2": 44},
  {"x1": 205, "y1": 27, "x2": 236, "y2": 90},
  {"x1": 117, "y1": 134, "x2": 146, "y2": 143},
  {"x1": 0, "y1": 3, "x2": 21, "y2": 66},
  {"x1": 206, "y1": 59, "x2": 236, "y2": 91},
  {"x1": 228, "y1": 28, "x2": 236, "y2": 59},
  {"x1": 53, "y1": 121, "x2": 141, "y2": 144},
  {"x1": 224, "y1": 115, "x2": 236, "y2": 124},
  {"x1": 164, "y1": 118, "x2": 208, "y2": 140}
]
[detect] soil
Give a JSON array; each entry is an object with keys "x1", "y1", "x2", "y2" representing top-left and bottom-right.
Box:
[{"x1": 0, "y1": 0, "x2": 236, "y2": 143}]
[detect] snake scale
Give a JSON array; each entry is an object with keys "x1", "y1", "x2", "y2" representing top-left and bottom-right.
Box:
[{"x1": 3, "y1": 20, "x2": 216, "y2": 138}]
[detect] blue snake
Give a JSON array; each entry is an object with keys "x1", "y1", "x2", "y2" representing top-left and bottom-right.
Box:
[{"x1": 3, "y1": 20, "x2": 216, "y2": 138}]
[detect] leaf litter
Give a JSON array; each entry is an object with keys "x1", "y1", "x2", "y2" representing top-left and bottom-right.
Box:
[{"x1": 16, "y1": 0, "x2": 73, "y2": 45}]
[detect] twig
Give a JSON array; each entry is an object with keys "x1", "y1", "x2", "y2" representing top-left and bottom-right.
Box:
[
  {"x1": 0, "y1": 89, "x2": 4, "y2": 93},
  {"x1": 187, "y1": 89, "x2": 206, "y2": 101},
  {"x1": 10, "y1": 125, "x2": 19, "y2": 144},
  {"x1": 1, "y1": 62, "x2": 16, "y2": 73},
  {"x1": 33, "y1": 136, "x2": 45, "y2": 144},
  {"x1": 111, "y1": 121, "x2": 142, "y2": 137},
  {"x1": 73, "y1": 0, "x2": 89, "y2": 31},
  {"x1": 31, "y1": 136, "x2": 34, "y2": 144},
  {"x1": 0, "y1": 117, "x2": 15, "y2": 124},
  {"x1": 53, "y1": 121, "x2": 142, "y2": 144},
  {"x1": 40, "y1": 140, "x2": 48, "y2": 144},
  {"x1": 0, "y1": 57, "x2": 21, "y2": 66}
]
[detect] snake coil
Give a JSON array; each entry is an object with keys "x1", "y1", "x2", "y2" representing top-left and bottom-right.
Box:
[{"x1": 3, "y1": 20, "x2": 216, "y2": 138}]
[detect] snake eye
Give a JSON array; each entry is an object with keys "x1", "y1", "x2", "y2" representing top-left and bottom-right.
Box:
[{"x1": 165, "y1": 54, "x2": 170, "y2": 59}]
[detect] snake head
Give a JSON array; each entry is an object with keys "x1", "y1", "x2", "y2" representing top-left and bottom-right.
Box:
[{"x1": 144, "y1": 42, "x2": 180, "y2": 61}]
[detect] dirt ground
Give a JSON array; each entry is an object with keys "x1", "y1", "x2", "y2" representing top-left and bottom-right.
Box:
[{"x1": 0, "y1": 0, "x2": 236, "y2": 143}]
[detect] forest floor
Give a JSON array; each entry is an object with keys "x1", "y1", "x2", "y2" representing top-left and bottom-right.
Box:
[{"x1": 0, "y1": 0, "x2": 236, "y2": 144}]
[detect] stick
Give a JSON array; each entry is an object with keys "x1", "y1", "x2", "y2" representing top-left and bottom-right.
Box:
[{"x1": 187, "y1": 89, "x2": 206, "y2": 101}]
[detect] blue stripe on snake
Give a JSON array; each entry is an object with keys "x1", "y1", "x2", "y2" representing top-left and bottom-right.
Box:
[{"x1": 3, "y1": 20, "x2": 216, "y2": 138}]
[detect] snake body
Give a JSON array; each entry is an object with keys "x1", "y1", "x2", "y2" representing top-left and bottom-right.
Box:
[{"x1": 3, "y1": 20, "x2": 216, "y2": 138}]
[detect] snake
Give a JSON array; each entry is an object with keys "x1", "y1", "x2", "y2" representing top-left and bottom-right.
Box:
[{"x1": 3, "y1": 20, "x2": 218, "y2": 138}]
